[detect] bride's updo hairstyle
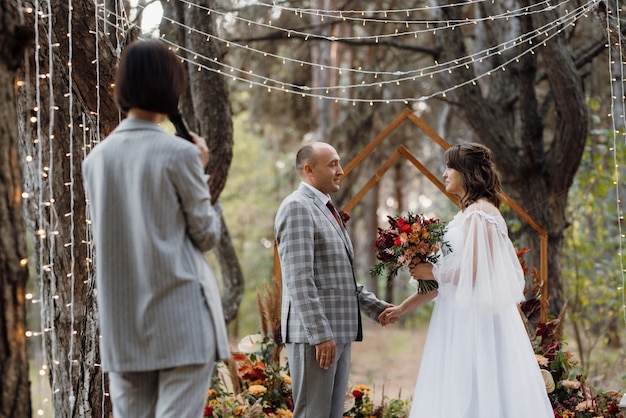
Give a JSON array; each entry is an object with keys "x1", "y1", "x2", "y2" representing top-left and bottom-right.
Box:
[{"x1": 444, "y1": 142, "x2": 503, "y2": 210}]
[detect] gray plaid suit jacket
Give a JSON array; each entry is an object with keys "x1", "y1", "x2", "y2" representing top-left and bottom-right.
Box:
[
  {"x1": 82, "y1": 117, "x2": 230, "y2": 372},
  {"x1": 275, "y1": 183, "x2": 388, "y2": 345}
]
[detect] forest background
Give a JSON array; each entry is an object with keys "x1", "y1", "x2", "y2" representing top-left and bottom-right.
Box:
[{"x1": 1, "y1": 0, "x2": 626, "y2": 417}]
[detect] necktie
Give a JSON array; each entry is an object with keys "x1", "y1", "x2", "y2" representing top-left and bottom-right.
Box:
[{"x1": 326, "y1": 201, "x2": 342, "y2": 227}]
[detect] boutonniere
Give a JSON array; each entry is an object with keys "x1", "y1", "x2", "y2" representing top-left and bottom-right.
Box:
[{"x1": 339, "y1": 210, "x2": 351, "y2": 227}]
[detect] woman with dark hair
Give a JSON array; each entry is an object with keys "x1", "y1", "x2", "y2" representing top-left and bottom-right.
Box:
[
  {"x1": 82, "y1": 39, "x2": 230, "y2": 418},
  {"x1": 113, "y1": 38, "x2": 187, "y2": 115},
  {"x1": 380, "y1": 142, "x2": 553, "y2": 417}
]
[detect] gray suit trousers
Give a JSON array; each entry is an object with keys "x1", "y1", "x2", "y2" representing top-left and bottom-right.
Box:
[
  {"x1": 287, "y1": 341, "x2": 352, "y2": 418},
  {"x1": 108, "y1": 362, "x2": 214, "y2": 418}
]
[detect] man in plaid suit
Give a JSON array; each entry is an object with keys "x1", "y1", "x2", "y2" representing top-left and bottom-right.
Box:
[{"x1": 275, "y1": 142, "x2": 391, "y2": 418}]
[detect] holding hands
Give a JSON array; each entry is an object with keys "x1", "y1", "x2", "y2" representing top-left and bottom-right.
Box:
[{"x1": 379, "y1": 304, "x2": 402, "y2": 326}]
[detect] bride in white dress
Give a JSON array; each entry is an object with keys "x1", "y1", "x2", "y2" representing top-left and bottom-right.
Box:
[{"x1": 379, "y1": 142, "x2": 554, "y2": 418}]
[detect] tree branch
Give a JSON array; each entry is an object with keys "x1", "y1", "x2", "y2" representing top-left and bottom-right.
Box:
[{"x1": 228, "y1": 21, "x2": 437, "y2": 55}]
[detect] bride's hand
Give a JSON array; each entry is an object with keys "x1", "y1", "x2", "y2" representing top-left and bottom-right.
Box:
[
  {"x1": 410, "y1": 262, "x2": 434, "y2": 280},
  {"x1": 379, "y1": 305, "x2": 401, "y2": 326}
]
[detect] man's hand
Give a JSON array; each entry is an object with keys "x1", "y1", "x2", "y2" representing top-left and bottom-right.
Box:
[
  {"x1": 315, "y1": 339, "x2": 336, "y2": 370},
  {"x1": 190, "y1": 132, "x2": 209, "y2": 166},
  {"x1": 379, "y1": 305, "x2": 401, "y2": 326}
]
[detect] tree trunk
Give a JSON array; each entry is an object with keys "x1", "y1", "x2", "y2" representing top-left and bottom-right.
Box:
[
  {"x1": 311, "y1": 0, "x2": 333, "y2": 141},
  {"x1": 161, "y1": 0, "x2": 243, "y2": 324},
  {"x1": 356, "y1": 182, "x2": 380, "y2": 296},
  {"x1": 0, "y1": 3, "x2": 33, "y2": 417},
  {"x1": 386, "y1": 163, "x2": 405, "y2": 303},
  {"x1": 214, "y1": 215, "x2": 245, "y2": 322},
  {"x1": 16, "y1": 0, "x2": 118, "y2": 416},
  {"x1": 16, "y1": 0, "x2": 240, "y2": 414},
  {"x1": 14, "y1": 1, "x2": 238, "y2": 414},
  {"x1": 433, "y1": 0, "x2": 588, "y2": 316}
]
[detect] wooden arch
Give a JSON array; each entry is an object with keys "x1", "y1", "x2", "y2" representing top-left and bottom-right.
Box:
[{"x1": 274, "y1": 108, "x2": 549, "y2": 322}]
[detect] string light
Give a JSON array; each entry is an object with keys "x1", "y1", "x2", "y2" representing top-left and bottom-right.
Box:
[
  {"x1": 32, "y1": 2, "x2": 52, "y2": 415},
  {"x1": 104, "y1": 1, "x2": 595, "y2": 105},
  {"x1": 92, "y1": 3, "x2": 110, "y2": 417},
  {"x1": 22, "y1": 1, "x2": 625, "y2": 415},
  {"x1": 45, "y1": 0, "x2": 64, "y2": 406},
  {"x1": 183, "y1": 0, "x2": 568, "y2": 40},
  {"x1": 124, "y1": 1, "x2": 596, "y2": 103},
  {"x1": 605, "y1": 1, "x2": 626, "y2": 327},
  {"x1": 146, "y1": 0, "x2": 592, "y2": 82},
  {"x1": 66, "y1": 0, "x2": 77, "y2": 408},
  {"x1": 18, "y1": 3, "x2": 50, "y2": 416},
  {"x1": 23, "y1": 0, "x2": 120, "y2": 415}
]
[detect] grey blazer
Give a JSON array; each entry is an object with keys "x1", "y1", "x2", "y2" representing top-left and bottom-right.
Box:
[
  {"x1": 82, "y1": 117, "x2": 230, "y2": 372},
  {"x1": 275, "y1": 184, "x2": 388, "y2": 346}
]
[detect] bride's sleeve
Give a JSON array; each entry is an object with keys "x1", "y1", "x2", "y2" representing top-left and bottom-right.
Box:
[{"x1": 432, "y1": 211, "x2": 526, "y2": 310}]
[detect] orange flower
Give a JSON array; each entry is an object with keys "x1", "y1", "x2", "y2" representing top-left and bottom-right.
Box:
[
  {"x1": 371, "y1": 212, "x2": 449, "y2": 295},
  {"x1": 231, "y1": 352, "x2": 266, "y2": 381},
  {"x1": 561, "y1": 380, "x2": 581, "y2": 390},
  {"x1": 575, "y1": 399, "x2": 594, "y2": 412},
  {"x1": 248, "y1": 384, "x2": 267, "y2": 397},
  {"x1": 535, "y1": 354, "x2": 549, "y2": 367}
]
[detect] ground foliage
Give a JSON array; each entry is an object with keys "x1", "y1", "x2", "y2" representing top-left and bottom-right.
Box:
[
  {"x1": 561, "y1": 100, "x2": 626, "y2": 391},
  {"x1": 201, "y1": 250, "x2": 624, "y2": 417}
]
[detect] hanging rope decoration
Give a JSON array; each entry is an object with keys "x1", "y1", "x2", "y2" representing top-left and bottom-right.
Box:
[
  {"x1": 30, "y1": 1, "x2": 51, "y2": 415},
  {"x1": 114, "y1": 0, "x2": 599, "y2": 104},
  {"x1": 97, "y1": 0, "x2": 626, "y2": 330},
  {"x1": 20, "y1": 0, "x2": 132, "y2": 415},
  {"x1": 66, "y1": 0, "x2": 77, "y2": 409},
  {"x1": 180, "y1": 0, "x2": 575, "y2": 40},
  {"x1": 17, "y1": 2, "x2": 626, "y2": 417},
  {"x1": 605, "y1": 1, "x2": 626, "y2": 326},
  {"x1": 252, "y1": 0, "x2": 490, "y2": 18},
  {"x1": 137, "y1": 0, "x2": 626, "y2": 355},
  {"x1": 157, "y1": 2, "x2": 589, "y2": 81}
]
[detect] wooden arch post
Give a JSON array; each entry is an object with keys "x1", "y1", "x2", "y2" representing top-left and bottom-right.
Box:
[{"x1": 275, "y1": 108, "x2": 550, "y2": 322}]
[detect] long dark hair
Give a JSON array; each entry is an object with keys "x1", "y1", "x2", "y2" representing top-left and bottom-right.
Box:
[{"x1": 444, "y1": 142, "x2": 503, "y2": 210}]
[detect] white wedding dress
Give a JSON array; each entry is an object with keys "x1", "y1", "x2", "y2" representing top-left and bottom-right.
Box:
[{"x1": 409, "y1": 200, "x2": 553, "y2": 418}]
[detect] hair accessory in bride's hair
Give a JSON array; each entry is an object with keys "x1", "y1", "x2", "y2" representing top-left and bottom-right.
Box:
[{"x1": 476, "y1": 146, "x2": 490, "y2": 163}]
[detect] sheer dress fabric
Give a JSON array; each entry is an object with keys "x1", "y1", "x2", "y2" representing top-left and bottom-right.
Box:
[{"x1": 409, "y1": 200, "x2": 553, "y2": 418}]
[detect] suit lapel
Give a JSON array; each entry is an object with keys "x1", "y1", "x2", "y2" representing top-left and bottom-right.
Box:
[{"x1": 298, "y1": 185, "x2": 355, "y2": 262}]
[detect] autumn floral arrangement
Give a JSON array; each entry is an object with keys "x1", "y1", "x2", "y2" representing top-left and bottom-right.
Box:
[
  {"x1": 343, "y1": 385, "x2": 375, "y2": 417},
  {"x1": 203, "y1": 275, "x2": 412, "y2": 418},
  {"x1": 517, "y1": 249, "x2": 623, "y2": 418},
  {"x1": 204, "y1": 274, "x2": 291, "y2": 418},
  {"x1": 370, "y1": 212, "x2": 450, "y2": 294},
  {"x1": 343, "y1": 384, "x2": 410, "y2": 418},
  {"x1": 203, "y1": 242, "x2": 624, "y2": 418},
  {"x1": 203, "y1": 333, "x2": 293, "y2": 418}
]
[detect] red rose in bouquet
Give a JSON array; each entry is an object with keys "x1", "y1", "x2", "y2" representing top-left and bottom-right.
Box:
[
  {"x1": 374, "y1": 230, "x2": 396, "y2": 262},
  {"x1": 370, "y1": 212, "x2": 450, "y2": 294}
]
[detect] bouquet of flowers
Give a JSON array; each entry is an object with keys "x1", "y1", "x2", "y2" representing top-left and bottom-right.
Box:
[{"x1": 370, "y1": 212, "x2": 450, "y2": 294}]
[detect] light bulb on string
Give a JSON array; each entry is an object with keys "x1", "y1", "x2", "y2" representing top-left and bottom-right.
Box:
[
  {"x1": 127, "y1": 1, "x2": 593, "y2": 97},
  {"x1": 157, "y1": 8, "x2": 580, "y2": 101}
]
